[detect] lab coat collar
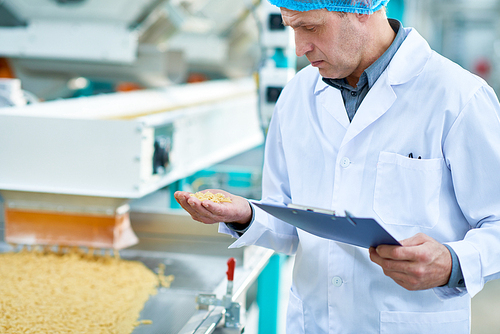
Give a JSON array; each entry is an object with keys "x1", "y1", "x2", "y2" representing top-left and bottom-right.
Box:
[
  {"x1": 314, "y1": 27, "x2": 432, "y2": 144},
  {"x1": 314, "y1": 75, "x2": 329, "y2": 95},
  {"x1": 341, "y1": 28, "x2": 432, "y2": 146},
  {"x1": 314, "y1": 28, "x2": 431, "y2": 94},
  {"x1": 386, "y1": 27, "x2": 432, "y2": 85},
  {"x1": 341, "y1": 69, "x2": 397, "y2": 146}
]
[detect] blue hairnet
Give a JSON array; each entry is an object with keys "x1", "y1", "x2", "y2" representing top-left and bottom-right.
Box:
[{"x1": 268, "y1": 0, "x2": 390, "y2": 14}]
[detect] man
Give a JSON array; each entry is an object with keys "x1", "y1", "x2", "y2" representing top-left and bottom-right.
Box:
[{"x1": 175, "y1": 0, "x2": 500, "y2": 332}]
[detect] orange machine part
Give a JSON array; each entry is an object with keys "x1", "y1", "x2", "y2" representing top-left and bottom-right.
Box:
[
  {"x1": 0, "y1": 58, "x2": 15, "y2": 78},
  {"x1": 4, "y1": 207, "x2": 138, "y2": 250}
]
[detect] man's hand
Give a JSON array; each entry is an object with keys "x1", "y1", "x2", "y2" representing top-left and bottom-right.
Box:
[
  {"x1": 369, "y1": 233, "x2": 452, "y2": 290},
  {"x1": 174, "y1": 189, "x2": 252, "y2": 226}
]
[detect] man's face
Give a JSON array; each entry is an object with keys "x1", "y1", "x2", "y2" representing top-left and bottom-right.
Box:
[{"x1": 281, "y1": 8, "x2": 366, "y2": 80}]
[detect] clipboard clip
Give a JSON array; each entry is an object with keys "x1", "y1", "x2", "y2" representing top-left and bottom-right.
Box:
[
  {"x1": 344, "y1": 211, "x2": 357, "y2": 227},
  {"x1": 287, "y1": 203, "x2": 335, "y2": 215}
]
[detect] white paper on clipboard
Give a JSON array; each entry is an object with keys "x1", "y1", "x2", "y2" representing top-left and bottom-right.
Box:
[{"x1": 251, "y1": 201, "x2": 401, "y2": 248}]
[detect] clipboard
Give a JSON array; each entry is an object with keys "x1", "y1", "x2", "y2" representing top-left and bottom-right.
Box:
[{"x1": 251, "y1": 202, "x2": 401, "y2": 248}]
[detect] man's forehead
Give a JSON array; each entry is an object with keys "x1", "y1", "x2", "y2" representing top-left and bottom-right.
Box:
[
  {"x1": 280, "y1": 7, "x2": 327, "y2": 15},
  {"x1": 280, "y1": 7, "x2": 328, "y2": 26}
]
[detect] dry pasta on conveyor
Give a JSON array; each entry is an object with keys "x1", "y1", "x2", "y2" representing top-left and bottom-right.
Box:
[{"x1": 0, "y1": 246, "x2": 172, "y2": 334}]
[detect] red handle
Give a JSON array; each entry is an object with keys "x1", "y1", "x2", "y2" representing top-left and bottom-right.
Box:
[{"x1": 226, "y1": 257, "x2": 236, "y2": 281}]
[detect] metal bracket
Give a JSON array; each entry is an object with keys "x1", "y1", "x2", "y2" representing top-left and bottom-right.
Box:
[
  {"x1": 196, "y1": 293, "x2": 241, "y2": 328},
  {"x1": 223, "y1": 301, "x2": 241, "y2": 328}
]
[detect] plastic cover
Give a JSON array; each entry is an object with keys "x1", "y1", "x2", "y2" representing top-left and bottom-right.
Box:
[{"x1": 268, "y1": 0, "x2": 390, "y2": 14}]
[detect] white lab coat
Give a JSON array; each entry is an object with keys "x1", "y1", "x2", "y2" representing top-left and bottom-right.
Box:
[{"x1": 220, "y1": 28, "x2": 500, "y2": 333}]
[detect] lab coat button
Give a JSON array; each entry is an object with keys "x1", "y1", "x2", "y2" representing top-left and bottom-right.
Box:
[
  {"x1": 340, "y1": 157, "x2": 351, "y2": 168},
  {"x1": 332, "y1": 276, "x2": 343, "y2": 287}
]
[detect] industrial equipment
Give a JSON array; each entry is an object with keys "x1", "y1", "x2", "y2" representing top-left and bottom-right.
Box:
[
  {"x1": 0, "y1": 70, "x2": 269, "y2": 334},
  {"x1": 256, "y1": 0, "x2": 295, "y2": 129},
  {"x1": 0, "y1": 0, "x2": 261, "y2": 99},
  {"x1": 403, "y1": 0, "x2": 500, "y2": 93},
  {"x1": 196, "y1": 258, "x2": 241, "y2": 330},
  {"x1": 0, "y1": 78, "x2": 263, "y2": 249},
  {"x1": 0, "y1": 0, "x2": 284, "y2": 331}
]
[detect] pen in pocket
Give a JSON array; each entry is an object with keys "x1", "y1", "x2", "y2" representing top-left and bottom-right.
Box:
[{"x1": 408, "y1": 153, "x2": 421, "y2": 159}]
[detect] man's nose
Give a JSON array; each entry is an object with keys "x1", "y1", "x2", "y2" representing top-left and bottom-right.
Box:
[{"x1": 294, "y1": 34, "x2": 313, "y2": 57}]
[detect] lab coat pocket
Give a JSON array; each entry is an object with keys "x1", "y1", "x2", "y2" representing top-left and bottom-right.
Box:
[
  {"x1": 286, "y1": 287, "x2": 305, "y2": 334},
  {"x1": 380, "y1": 309, "x2": 469, "y2": 334},
  {"x1": 373, "y1": 151, "x2": 443, "y2": 228}
]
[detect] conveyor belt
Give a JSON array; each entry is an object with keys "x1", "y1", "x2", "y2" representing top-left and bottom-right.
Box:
[
  {"x1": 123, "y1": 246, "x2": 273, "y2": 334},
  {"x1": 0, "y1": 241, "x2": 271, "y2": 334},
  {"x1": 133, "y1": 289, "x2": 198, "y2": 334},
  {"x1": 115, "y1": 249, "x2": 231, "y2": 334}
]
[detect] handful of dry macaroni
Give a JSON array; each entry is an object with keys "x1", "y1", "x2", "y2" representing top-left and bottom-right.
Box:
[
  {"x1": 190, "y1": 191, "x2": 232, "y2": 203},
  {"x1": 0, "y1": 247, "x2": 164, "y2": 334}
]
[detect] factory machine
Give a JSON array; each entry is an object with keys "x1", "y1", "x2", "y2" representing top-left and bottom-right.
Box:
[
  {"x1": 0, "y1": 83, "x2": 272, "y2": 332},
  {"x1": 0, "y1": 79, "x2": 263, "y2": 249},
  {"x1": 0, "y1": 0, "x2": 291, "y2": 332},
  {"x1": 403, "y1": 0, "x2": 500, "y2": 93}
]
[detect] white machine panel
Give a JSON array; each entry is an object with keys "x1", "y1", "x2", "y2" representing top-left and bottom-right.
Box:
[
  {"x1": 2, "y1": 0, "x2": 155, "y2": 23},
  {"x1": 259, "y1": 1, "x2": 294, "y2": 49},
  {"x1": 0, "y1": 116, "x2": 145, "y2": 197},
  {"x1": 0, "y1": 20, "x2": 137, "y2": 63},
  {"x1": 0, "y1": 79, "x2": 263, "y2": 199},
  {"x1": 0, "y1": 0, "x2": 163, "y2": 63}
]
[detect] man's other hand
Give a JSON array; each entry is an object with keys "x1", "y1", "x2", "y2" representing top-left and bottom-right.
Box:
[{"x1": 369, "y1": 233, "x2": 452, "y2": 290}]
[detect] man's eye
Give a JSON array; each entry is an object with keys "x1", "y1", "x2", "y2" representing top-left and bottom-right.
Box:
[{"x1": 304, "y1": 26, "x2": 316, "y2": 32}]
